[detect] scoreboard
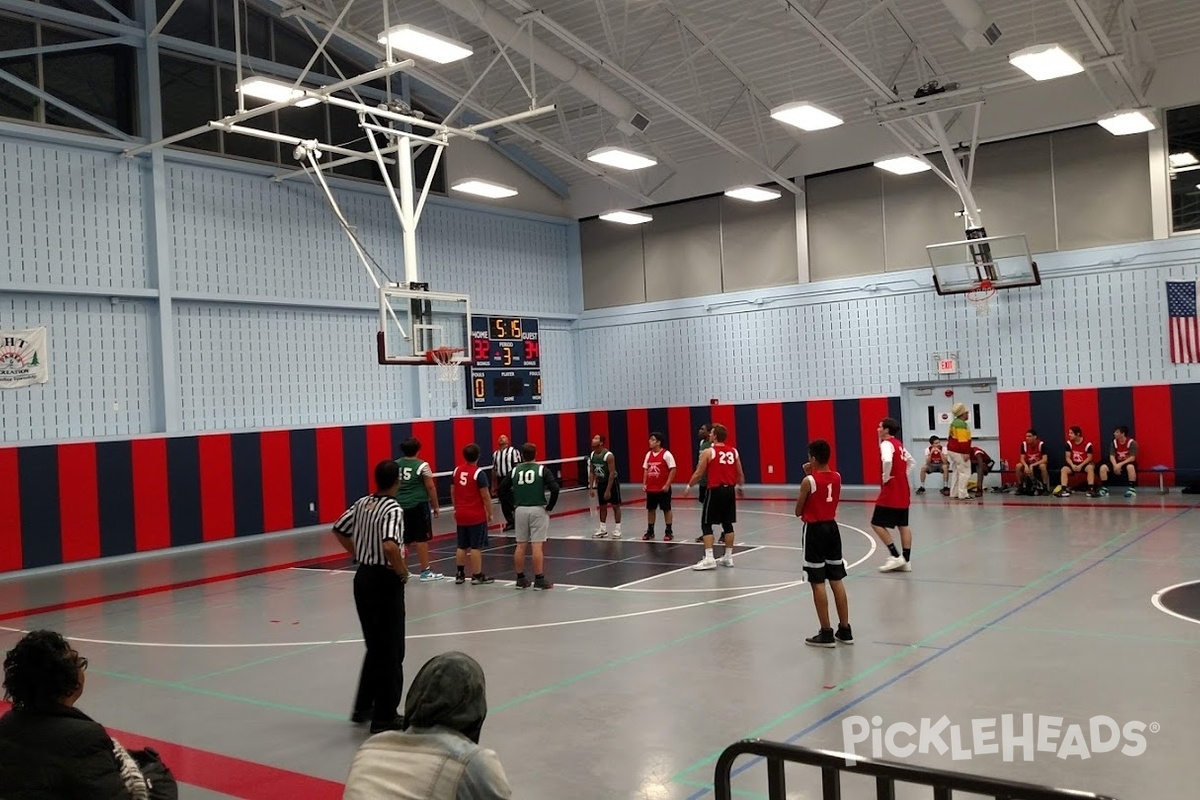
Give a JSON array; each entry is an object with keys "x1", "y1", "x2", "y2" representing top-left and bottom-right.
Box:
[{"x1": 466, "y1": 316, "x2": 541, "y2": 409}]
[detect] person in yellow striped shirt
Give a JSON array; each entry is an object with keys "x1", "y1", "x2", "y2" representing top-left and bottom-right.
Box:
[{"x1": 946, "y1": 403, "x2": 973, "y2": 500}]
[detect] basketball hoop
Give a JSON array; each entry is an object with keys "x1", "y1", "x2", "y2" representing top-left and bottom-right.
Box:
[
  {"x1": 425, "y1": 346, "x2": 464, "y2": 382},
  {"x1": 966, "y1": 280, "x2": 996, "y2": 316}
]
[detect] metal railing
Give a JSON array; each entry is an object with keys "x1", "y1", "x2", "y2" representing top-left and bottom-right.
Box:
[{"x1": 714, "y1": 739, "x2": 1119, "y2": 800}]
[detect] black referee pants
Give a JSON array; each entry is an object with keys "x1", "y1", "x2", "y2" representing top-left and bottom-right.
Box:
[
  {"x1": 499, "y1": 480, "x2": 516, "y2": 528},
  {"x1": 351, "y1": 565, "x2": 406, "y2": 726}
]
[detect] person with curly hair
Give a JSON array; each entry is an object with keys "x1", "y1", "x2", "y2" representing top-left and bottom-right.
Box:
[{"x1": 0, "y1": 629, "x2": 149, "y2": 799}]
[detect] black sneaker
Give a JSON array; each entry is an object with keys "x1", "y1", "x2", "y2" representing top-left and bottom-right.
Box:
[
  {"x1": 514, "y1": 576, "x2": 530, "y2": 589},
  {"x1": 533, "y1": 577, "x2": 553, "y2": 590},
  {"x1": 805, "y1": 628, "x2": 836, "y2": 648},
  {"x1": 664, "y1": 532, "x2": 674, "y2": 541},
  {"x1": 369, "y1": 715, "x2": 404, "y2": 733},
  {"x1": 471, "y1": 573, "x2": 494, "y2": 585},
  {"x1": 916, "y1": 487, "x2": 926, "y2": 494},
  {"x1": 642, "y1": 531, "x2": 655, "y2": 540},
  {"x1": 455, "y1": 574, "x2": 466, "y2": 585},
  {"x1": 835, "y1": 624, "x2": 854, "y2": 645}
]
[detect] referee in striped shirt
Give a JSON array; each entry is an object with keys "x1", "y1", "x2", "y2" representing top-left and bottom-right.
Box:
[
  {"x1": 333, "y1": 459, "x2": 408, "y2": 734},
  {"x1": 492, "y1": 435, "x2": 521, "y2": 533}
]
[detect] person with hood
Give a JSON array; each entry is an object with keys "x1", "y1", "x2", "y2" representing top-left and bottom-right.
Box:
[{"x1": 343, "y1": 651, "x2": 511, "y2": 799}]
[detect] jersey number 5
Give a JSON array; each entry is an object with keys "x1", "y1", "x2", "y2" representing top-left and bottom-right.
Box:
[
  {"x1": 400, "y1": 467, "x2": 414, "y2": 481},
  {"x1": 457, "y1": 472, "x2": 469, "y2": 486}
]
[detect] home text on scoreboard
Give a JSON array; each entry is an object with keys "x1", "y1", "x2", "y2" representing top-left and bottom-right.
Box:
[{"x1": 467, "y1": 316, "x2": 541, "y2": 409}]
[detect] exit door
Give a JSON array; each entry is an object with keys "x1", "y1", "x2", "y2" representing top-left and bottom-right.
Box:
[{"x1": 901, "y1": 379, "x2": 1000, "y2": 457}]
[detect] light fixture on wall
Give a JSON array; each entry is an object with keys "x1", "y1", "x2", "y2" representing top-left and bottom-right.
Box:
[
  {"x1": 451, "y1": 179, "x2": 518, "y2": 199},
  {"x1": 1097, "y1": 109, "x2": 1157, "y2": 135},
  {"x1": 377, "y1": 24, "x2": 473, "y2": 64},
  {"x1": 236, "y1": 77, "x2": 320, "y2": 108},
  {"x1": 769, "y1": 101, "x2": 843, "y2": 131},
  {"x1": 1008, "y1": 44, "x2": 1084, "y2": 81},
  {"x1": 599, "y1": 210, "x2": 652, "y2": 224},
  {"x1": 586, "y1": 146, "x2": 657, "y2": 171},
  {"x1": 1170, "y1": 152, "x2": 1199, "y2": 168},
  {"x1": 725, "y1": 186, "x2": 782, "y2": 202},
  {"x1": 874, "y1": 155, "x2": 931, "y2": 175}
]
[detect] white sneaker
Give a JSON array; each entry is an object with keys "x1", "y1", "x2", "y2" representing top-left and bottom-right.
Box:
[
  {"x1": 693, "y1": 556, "x2": 718, "y2": 570},
  {"x1": 879, "y1": 556, "x2": 908, "y2": 573},
  {"x1": 719, "y1": 554, "x2": 734, "y2": 567},
  {"x1": 592, "y1": 528, "x2": 609, "y2": 538},
  {"x1": 611, "y1": 527, "x2": 622, "y2": 539}
]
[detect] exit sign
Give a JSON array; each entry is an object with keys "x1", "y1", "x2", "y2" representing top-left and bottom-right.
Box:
[{"x1": 938, "y1": 357, "x2": 958, "y2": 374}]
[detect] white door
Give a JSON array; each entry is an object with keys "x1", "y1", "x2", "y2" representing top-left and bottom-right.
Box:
[{"x1": 902, "y1": 379, "x2": 1000, "y2": 457}]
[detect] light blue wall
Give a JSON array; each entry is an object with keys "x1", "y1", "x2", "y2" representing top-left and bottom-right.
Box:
[
  {"x1": 1, "y1": 132, "x2": 580, "y2": 443},
  {"x1": 575, "y1": 237, "x2": 1200, "y2": 408}
]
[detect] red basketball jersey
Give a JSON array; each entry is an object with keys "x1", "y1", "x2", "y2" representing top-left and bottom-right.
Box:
[
  {"x1": 707, "y1": 443, "x2": 740, "y2": 486},
  {"x1": 1067, "y1": 439, "x2": 1093, "y2": 465},
  {"x1": 452, "y1": 464, "x2": 488, "y2": 525},
  {"x1": 877, "y1": 436, "x2": 911, "y2": 508},
  {"x1": 643, "y1": 449, "x2": 675, "y2": 493},
  {"x1": 1022, "y1": 439, "x2": 1044, "y2": 464},
  {"x1": 1113, "y1": 438, "x2": 1135, "y2": 462},
  {"x1": 927, "y1": 444, "x2": 944, "y2": 464},
  {"x1": 802, "y1": 470, "x2": 841, "y2": 523}
]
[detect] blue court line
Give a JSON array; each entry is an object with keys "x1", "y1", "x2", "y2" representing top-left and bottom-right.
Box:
[{"x1": 682, "y1": 506, "x2": 1191, "y2": 800}]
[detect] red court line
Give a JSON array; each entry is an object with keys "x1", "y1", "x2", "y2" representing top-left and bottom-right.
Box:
[
  {"x1": 0, "y1": 701, "x2": 343, "y2": 799},
  {"x1": 1, "y1": 508, "x2": 593, "y2": 625}
]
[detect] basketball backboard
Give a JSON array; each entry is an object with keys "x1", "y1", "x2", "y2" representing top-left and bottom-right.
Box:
[
  {"x1": 376, "y1": 284, "x2": 471, "y2": 365},
  {"x1": 926, "y1": 233, "x2": 1040, "y2": 296}
]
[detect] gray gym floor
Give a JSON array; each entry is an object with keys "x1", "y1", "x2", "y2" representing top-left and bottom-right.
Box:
[{"x1": 1, "y1": 486, "x2": 1197, "y2": 800}]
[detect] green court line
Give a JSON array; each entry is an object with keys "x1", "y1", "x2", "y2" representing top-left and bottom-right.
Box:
[
  {"x1": 91, "y1": 668, "x2": 346, "y2": 721},
  {"x1": 675, "y1": 777, "x2": 767, "y2": 799},
  {"x1": 986, "y1": 623, "x2": 1200, "y2": 646},
  {"x1": 667, "y1": 509, "x2": 1180, "y2": 787}
]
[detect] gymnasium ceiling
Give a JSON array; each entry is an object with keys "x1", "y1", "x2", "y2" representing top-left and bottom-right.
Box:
[{"x1": 264, "y1": 0, "x2": 1200, "y2": 214}]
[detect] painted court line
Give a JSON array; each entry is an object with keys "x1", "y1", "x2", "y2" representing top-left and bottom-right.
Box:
[{"x1": 676, "y1": 507, "x2": 1191, "y2": 798}]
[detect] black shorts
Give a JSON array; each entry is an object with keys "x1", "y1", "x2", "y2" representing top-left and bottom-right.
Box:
[
  {"x1": 702, "y1": 485, "x2": 736, "y2": 533},
  {"x1": 802, "y1": 521, "x2": 847, "y2": 583},
  {"x1": 870, "y1": 505, "x2": 909, "y2": 529},
  {"x1": 595, "y1": 482, "x2": 622, "y2": 506},
  {"x1": 698, "y1": 483, "x2": 707, "y2": 504},
  {"x1": 402, "y1": 504, "x2": 432, "y2": 544},
  {"x1": 456, "y1": 522, "x2": 487, "y2": 550},
  {"x1": 646, "y1": 490, "x2": 672, "y2": 512}
]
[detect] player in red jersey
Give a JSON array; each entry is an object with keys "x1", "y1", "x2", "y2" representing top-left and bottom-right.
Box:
[
  {"x1": 795, "y1": 439, "x2": 852, "y2": 647},
  {"x1": 641, "y1": 432, "x2": 677, "y2": 540},
  {"x1": 1014, "y1": 429, "x2": 1050, "y2": 495},
  {"x1": 873, "y1": 418, "x2": 915, "y2": 573},
  {"x1": 1055, "y1": 426, "x2": 1096, "y2": 498},
  {"x1": 1099, "y1": 426, "x2": 1139, "y2": 497},
  {"x1": 969, "y1": 445, "x2": 995, "y2": 497},
  {"x1": 917, "y1": 436, "x2": 949, "y2": 496},
  {"x1": 451, "y1": 444, "x2": 495, "y2": 585},
  {"x1": 684, "y1": 423, "x2": 744, "y2": 570}
]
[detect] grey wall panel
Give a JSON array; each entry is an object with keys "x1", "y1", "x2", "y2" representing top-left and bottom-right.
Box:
[
  {"x1": 643, "y1": 197, "x2": 722, "y2": 302},
  {"x1": 882, "y1": 165, "x2": 964, "y2": 272},
  {"x1": 970, "y1": 134, "x2": 1057, "y2": 254},
  {"x1": 1052, "y1": 126, "x2": 1152, "y2": 249},
  {"x1": 719, "y1": 194, "x2": 798, "y2": 292},
  {"x1": 807, "y1": 167, "x2": 885, "y2": 280},
  {"x1": 581, "y1": 217, "x2": 646, "y2": 309}
]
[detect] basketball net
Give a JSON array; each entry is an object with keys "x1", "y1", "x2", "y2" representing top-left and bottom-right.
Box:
[
  {"x1": 967, "y1": 279, "x2": 996, "y2": 316},
  {"x1": 427, "y1": 346, "x2": 464, "y2": 382}
]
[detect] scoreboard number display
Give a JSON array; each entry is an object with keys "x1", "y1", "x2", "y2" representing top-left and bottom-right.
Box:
[{"x1": 467, "y1": 316, "x2": 541, "y2": 409}]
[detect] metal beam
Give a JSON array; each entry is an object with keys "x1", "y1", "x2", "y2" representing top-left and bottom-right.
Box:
[
  {"x1": 89, "y1": 0, "x2": 133, "y2": 25},
  {"x1": 0, "y1": 35, "x2": 138, "y2": 60},
  {"x1": 524, "y1": 9, "x2": 803, "y2": 194},
  {"x1": 0, "y1": 0, "x2": 142, "y2": 37},
  {"x1": 1064, "y1": 0, "x2": 1145, "y2": 106},
  {"x1": 0, "y1": 65, "x2": 134, "y2": 140},
  {"x1": 150, "y1": 0, "x2": 186, "y2": 36}
]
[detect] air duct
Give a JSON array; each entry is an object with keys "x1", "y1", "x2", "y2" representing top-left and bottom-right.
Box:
[
  {"x1": 428, "y1": 0, "x2": 651, "y2": 136},
  {"x1": 940, "y1": 0, "x2": 1001, "y2": 51}
]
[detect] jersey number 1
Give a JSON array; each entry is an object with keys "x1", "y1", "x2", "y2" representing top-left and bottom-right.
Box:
[{"x1": 826, "y1": 484, "x2": 834, "y2": 502}]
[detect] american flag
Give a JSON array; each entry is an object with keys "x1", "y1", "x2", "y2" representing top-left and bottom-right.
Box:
[{"x1": 1167, "y1": 280, "x2": 1200, "y2": 363}]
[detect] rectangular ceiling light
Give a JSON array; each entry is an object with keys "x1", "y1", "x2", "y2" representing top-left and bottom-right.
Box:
[
  {"x1": 1097, "y1": 109, "x2": 1157, "y2": 135},
  {"x1": 599, "y1": 210, "x2": 652, "y2": 225},
  {"x1": 769, "y1": 101, "x2": 843, "y2": 131},
  {"x1": 1008, "y1": 44, "x2": 1084, "y2": 81},
  {"x1": 725, "y1": 186, "x2": 782, "y2": 202},
  {"x1": 874, "y1": 155, "x2": 931, "y2": 175},
  {"x1": 451, "y1": 179, "x2": 518, "y2": 199},
  {"x1": 237, "y1": 77, "x2": 320, "y2": 108},
  {"x1": 586, "y1": 146, "x2": 657, "y2": 171},
  {"x1": 1169, "y1": 152, "x2": 1198, "y2": 168},
  {"x1": 378, "y1": 24, "x2": 472, "y2": 64}
]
